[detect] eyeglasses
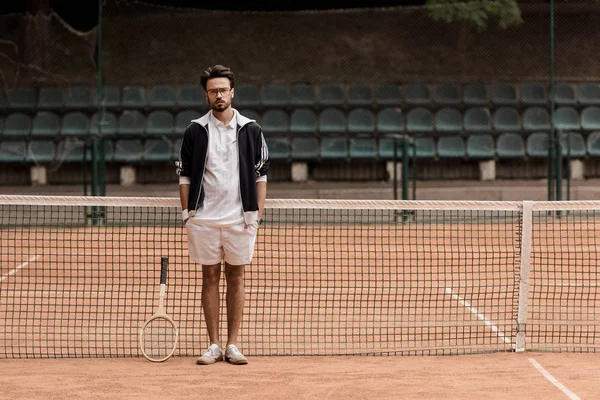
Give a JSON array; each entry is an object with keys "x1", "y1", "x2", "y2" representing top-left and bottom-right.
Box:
[{"x1": 206, "y1": 87, "x2": 232, "y2": 97}]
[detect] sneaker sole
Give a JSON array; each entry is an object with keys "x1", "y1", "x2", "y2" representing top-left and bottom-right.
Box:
[
  {"x1": 196, "y1": 356, "x2": 223, "y2": 365},
  {"x1": 225, "y1": 357, "x2": 248, "y2": 365}
]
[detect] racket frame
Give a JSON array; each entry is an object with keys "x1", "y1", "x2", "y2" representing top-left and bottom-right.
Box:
[{"x1": 139, "y1": 258, "x2": 179, "y2": 362}]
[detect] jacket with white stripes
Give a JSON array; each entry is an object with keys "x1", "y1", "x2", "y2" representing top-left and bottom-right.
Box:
[{"x1": 176, "y1": 109, "x2": 270, "y2": 224}]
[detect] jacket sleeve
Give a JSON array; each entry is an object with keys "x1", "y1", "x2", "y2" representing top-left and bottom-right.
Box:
[
  {"x1": 176, "y1": 125, "x2": 193, "y2": 178},
  {"x1": 254, "y1": 125, "x2": 270, "y2": 178}
]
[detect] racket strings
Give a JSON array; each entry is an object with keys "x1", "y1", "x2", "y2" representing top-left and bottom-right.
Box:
[{"x1": 141, "y1": 317, "x2": 177, "y2": 360}]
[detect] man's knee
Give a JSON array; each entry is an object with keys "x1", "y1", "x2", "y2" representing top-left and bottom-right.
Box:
[
  {"x1": 224, "y1": 263, "x2": 245, "y2": 285},
  {"x1": 202, "y1": 264, "x2": 221, "y2": 286}
]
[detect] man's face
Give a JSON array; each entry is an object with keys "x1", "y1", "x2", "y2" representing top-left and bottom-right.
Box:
[{"x1": 205, "y1": 77, "x2": 234, "y2": 112}]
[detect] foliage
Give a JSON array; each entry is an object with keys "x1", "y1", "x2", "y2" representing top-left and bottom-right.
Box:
[{"x1": 426, "y1": 0, "x2": 523, "y2": 30}]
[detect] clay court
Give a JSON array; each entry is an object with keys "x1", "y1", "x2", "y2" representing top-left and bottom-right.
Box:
[{"x1": 0, "y1": 195, "x2": 598, "y2": 399}]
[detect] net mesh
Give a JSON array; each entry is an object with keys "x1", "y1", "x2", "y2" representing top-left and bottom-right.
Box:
[{"x1": 0, "y1": 196, "x2": 598, "y2": 358}]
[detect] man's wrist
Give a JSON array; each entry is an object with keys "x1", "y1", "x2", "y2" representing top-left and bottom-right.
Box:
[{"x1": 182, "y1": 209, "x2": 189, "y2": 222}]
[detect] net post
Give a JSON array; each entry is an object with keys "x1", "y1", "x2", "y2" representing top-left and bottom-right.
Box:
[{"x1": 516, "y1": 200, "x2": 534, "y2": 352}]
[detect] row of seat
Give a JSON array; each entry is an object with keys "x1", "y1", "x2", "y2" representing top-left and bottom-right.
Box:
[
  {"x1": 4, "y1": 107, "x2": 600, "y2": 138},
  {"x1": 2, "y1": 132, "x2": 599, "y2": 163},
  {"x1": 4, "y1": 82, "x2": 600, "y2": 112}
]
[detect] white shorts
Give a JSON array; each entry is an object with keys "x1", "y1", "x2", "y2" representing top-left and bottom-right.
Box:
[{"x1": 186, "y1": 221, "x2": 258, "y2": 266}]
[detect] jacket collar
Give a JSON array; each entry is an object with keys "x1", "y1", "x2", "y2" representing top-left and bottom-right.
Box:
[{"x1": 191, "y1": 108, "x2": 254, "y2": 129}]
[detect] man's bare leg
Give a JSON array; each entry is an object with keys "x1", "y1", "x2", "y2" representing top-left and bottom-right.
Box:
[
  {"x1": 224, "y1": 262, "x2": 245, "y2": 346},
  {"x1": 202, "y1": 263, "x2": 221, "y2": 345}
]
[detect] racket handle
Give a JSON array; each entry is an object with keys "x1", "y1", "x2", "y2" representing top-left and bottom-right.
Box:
[{"x1": 160, "y1": 257, "x2": 169, "y2": 285}]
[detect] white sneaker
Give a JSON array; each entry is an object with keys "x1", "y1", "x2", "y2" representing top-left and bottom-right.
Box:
[
  {"x1": 196, "y1": 344, "x2": 223, "y2": 365},
  {"x1": 224, "y1": 344, "x2": 248, "y2": 365}
]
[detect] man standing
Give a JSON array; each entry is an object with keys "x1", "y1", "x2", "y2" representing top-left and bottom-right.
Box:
[{"x1": 177, "y1": 65, "x2": 269, "y2": 365}]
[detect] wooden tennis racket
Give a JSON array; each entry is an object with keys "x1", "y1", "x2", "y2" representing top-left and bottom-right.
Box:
[{"x1": 139, "y1": 257, "x2": 179, "y2": 362}]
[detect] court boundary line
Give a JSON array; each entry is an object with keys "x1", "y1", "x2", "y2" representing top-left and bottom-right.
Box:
[
  {"x1": 528, "y1": 357, "x2": 581, "y2": 400},
  {"x1": 0, "y1": 255, "x2": 39, "y2": 283},
  {"x1": 445, "y1": 286, "x2": 514, "y2": 348}
]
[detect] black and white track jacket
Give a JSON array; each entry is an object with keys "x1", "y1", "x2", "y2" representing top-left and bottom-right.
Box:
[{"x1": 176, "y1": 109, "x2": 269, "y2": 225}]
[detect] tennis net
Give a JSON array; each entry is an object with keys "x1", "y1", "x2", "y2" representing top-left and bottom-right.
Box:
[{"x1": 0, "y1": 196, "x2": 598, "y2": 358}]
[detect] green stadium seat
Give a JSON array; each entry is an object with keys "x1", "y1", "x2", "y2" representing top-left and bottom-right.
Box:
[
  {"x1": 239, "y1": 109, "x2": 260, "y2": 122},
  {"x1": 114, "y1": 139, "x2": 143, "y2": 162},
  {"x1": 265, "y1": 137, "x2": 290, "y2": 161},
  {"x1": 415, "y1": 137, "x2": 436, "y2": 159},
  {"x1": 434, "y1": 108, "x2": 462, "y2": 133},
  {"x1": 143, "y1": 138, "x2": 172, "y2": 161},
  {"x1": 318, "y1": 108, "x2": 346, "y2": 135},
  {"x1": 378, "y1": 137, "x2": 415, "y2": 160},
  {"x1": 121, "y1": 86, "x2": 147, "y2": 109},
  {"x1": 262, "y1": 84, "x2": 289, "y2": 108},
  {"x1": 118, "y1": 110, "x2": 146, "y2": 136},
  {"x1": 404, "y1": 83, "x2": 431, "y2": 106},
  {"x1": 317, "y1": 84, "x2": 345, "y2": 108},
  {"x1": 149, "y1": 85, "x2": 176, "y2": 109},
  {"x1": 4, "y1": 113, "x2": 31, "y2": 137},
  {"x1": 349, "y1": 138, "x2": 377, "y2": 159},
  {"x1": 463, "y1": 83, "x2": 488, "y2": 106},
  {"x1": 491, "y1": 83, "x2": 518, "y2": 106},
  {"x1": 521, "y1": 82, "x2": 547, "y2": 105},
  {"x1": 146, "y1": 110, "x2": 174, "y2": 136},
  {"x1": 31, "y1": 112, "x2": 60, "y2": 136},
  {"x1": 559, "y1": 132, "x2": 586, "y2": 158},
  {"x1": 493, "y1": 107, "x2": 520, "y2": 132},
  {"x1": 56, "y1": 139, "x2": 85, "y2": 162},
  {"x1": 554, "y1": 107, "x2": 580, "y2": 131},
  {"x1": 555, "y1": 82, "x2": 577, "y2": 106},
  {"x1": 464, "y1": 107, "x2": 492, "y2": 132},
  {"x1": 437, "y1": 136, "x2": 465, "y2": 158},
  {"x1": 172, "y1": 138, "x2": 182, "y2": 160},
  {"x1": 175, "y1": 110, "x2": 201, "y2": 133},
  {"x1": 496, "y1": 132, "x2": 525, "y2": 159},
  {"x1": 0, "y1": 140, "x2": 26, "y2": 162},
  {"x1": 523, "y1": 107, "x2": 551, "y2": 131},
  {"x1": 290, "y1": 109, "x2": 317, "y2": 136},
  {"x1": 320, "y1": 137, "x2": 348, "y2": 159},
  {"x1": 347, "y1": 84, "x2": 373, "y2": 107},
  {"x1": 37, "y1": 87, "x2": 64, "y2": 110},
  {"x1": 94, "y1": 86, "x2": 120, "y2": 109},
  {"x1": 9, "y1": 88, "x2": 37, "y2": 111},
  {"x1": 261, "y1": 109, "x2": 289, "y2": 136},
  {"x1": 348, "y1": 108, "x2": 375, "y2": 136},
  {"x1": 580, "y1": 106, "x2": 600, "y2": 130},
  {"x1": 66, "y1": 86, "x2": 93, "y2": 110},
  {"x1": 27, "y1": 140, "x2": 55, "y2": 162},
  {"x1": 375, "y1": 83, "x2": 402, "y2": 107},
  {"x1": 291, "y1": 137, "x2": 319, "y2": 160},
  {"x1": 577, "y1": 83, "x2": 600, "y2": 106},
  {"x1": 290, "y1": 84, "x2": 316, "y2": 107},
  {"x1": 587, "y1": 132, "x2": 600, "y2": 157},
  {"x1": 466, "y1": 134, "x2": 494, "y2": 158},
  {"x1": 90, "y1": 111, "x2": 118, "y2": 135},
  {"x1": 526, "y1": 132, "x2": 550, "y2": 158},
  {"x1": 434, "y1": 83, "x2": 460, "y2": 105},
  {"x1": 376, "y1": 108, "x2": 404, "y2": 134},
  {"x1": 0, "y1": 88, "x2": 7, "y2": 111},
  {"x1": 406, "y1": 108, "x2": 433, "y2": 132},
  {"x1": 235, "y1": 84, "x2": 261, "y2": 108},
  {"x1": 178, "y1": 85, "x2": 204, "y2": 109}
]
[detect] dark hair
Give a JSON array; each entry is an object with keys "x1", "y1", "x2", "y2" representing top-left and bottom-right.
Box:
[{"x1": 200, "y1": 65, "x2": 235, "y2": 90}]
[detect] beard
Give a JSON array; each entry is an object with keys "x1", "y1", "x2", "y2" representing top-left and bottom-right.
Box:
[{"x1": 211, "y1": 99, "x2": 229, "y2": 112}]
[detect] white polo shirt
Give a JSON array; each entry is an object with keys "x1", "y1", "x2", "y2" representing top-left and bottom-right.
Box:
[{"x1": 187, "y1": 109, "x2": 244, "y2": 227}]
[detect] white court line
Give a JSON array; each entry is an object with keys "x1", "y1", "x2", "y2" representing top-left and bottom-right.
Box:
[
  {"x1": 444, "y1": 287, "x2": 513, "y2": 347},
  {"x1": 529, "y1": 358, "x2": 581, "y2": 400},
  {"x1": 0, "y1": 255, "x2": 40, "y2": 282}
]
